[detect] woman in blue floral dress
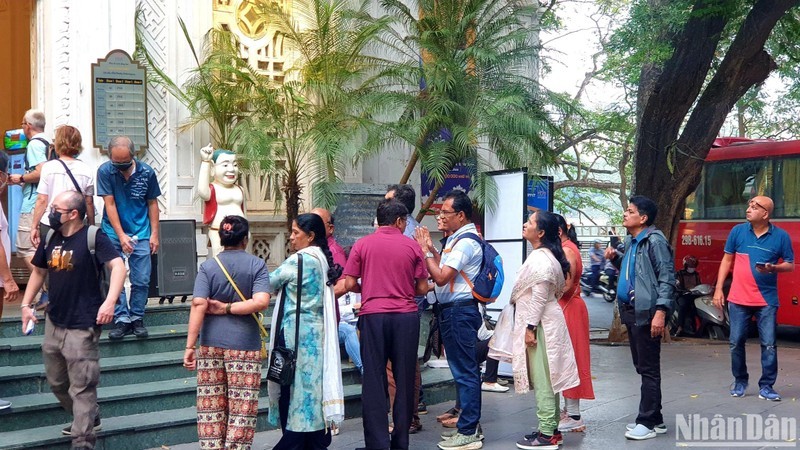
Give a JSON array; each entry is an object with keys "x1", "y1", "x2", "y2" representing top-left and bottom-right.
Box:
[{"x1": 268, "y1": 213, "x2": 344, "y2": 449}]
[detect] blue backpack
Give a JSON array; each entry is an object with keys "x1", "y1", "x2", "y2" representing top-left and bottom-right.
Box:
[{"x1": 450, "y1": 232, "x2": 505, "y2": 303}]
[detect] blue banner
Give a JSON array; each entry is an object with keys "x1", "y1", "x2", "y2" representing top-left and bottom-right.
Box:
[
  {"x1": 420, "y1": 160, "x2": 474, "y2": 212},
  {"x1": 527, "y1": 176, "x2": 553, "y2": 212}
]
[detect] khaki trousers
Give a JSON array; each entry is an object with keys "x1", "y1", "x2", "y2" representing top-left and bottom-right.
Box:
[{"x1": 42, "y1": 316, "x2": 101, "y2": 449}]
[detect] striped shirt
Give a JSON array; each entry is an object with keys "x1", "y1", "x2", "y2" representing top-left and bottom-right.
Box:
[{"x1": 435, "y1": 223, "x2": 482, "y2": 304}]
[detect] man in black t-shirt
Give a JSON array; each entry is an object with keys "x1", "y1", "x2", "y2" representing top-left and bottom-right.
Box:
[{"x1": 20, "y1": 191, "x2": 125, "y2": 449}]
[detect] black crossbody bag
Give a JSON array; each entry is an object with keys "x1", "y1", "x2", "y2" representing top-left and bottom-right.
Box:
[{"x1": 267, "y1": 254, "x2": 303, "y2": 386}]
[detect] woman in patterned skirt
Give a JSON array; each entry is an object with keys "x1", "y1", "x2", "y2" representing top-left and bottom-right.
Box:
[
  {"x1": 184, "y1": 216, "x2": 272, "y2": 449},
  {"x1": 267, "y1": 213, "x2": 344, "y2": 449}
]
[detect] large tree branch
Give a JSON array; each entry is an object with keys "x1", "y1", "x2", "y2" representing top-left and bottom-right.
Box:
[
  {"x1": 557, "y1": 159, "x2": 619, "y2": 175},
  {"x1": 633, "y1": 0, "x2": 798, "y2": 243},
  {"x1": 553, "y1": 129, "x2": 598, "y2": 154},
  {"x1": 635, "y1": 0, "x2": 731, "y2": 174},
  {"x1": 677, "y1": 0, "x2": 798, "y2": 164},
  {"x1": 554, "y1": 179, "x2": 621, "y2": 190},
  {"x1": 560, "y1": 201, "x2": 602, "y2": 225}
]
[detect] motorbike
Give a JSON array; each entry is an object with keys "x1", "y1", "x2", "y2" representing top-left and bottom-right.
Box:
[
  {"x1": 580, "y1": 268, "x2": 617, "y2": 303},
  {"x1": 668, "y1": 284, "x2": 729, "y2": 340}
]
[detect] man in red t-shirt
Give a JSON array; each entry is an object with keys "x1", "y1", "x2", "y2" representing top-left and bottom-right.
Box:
[{"x1": 344, "y1": 199, "x2": 429, "y2": 450}]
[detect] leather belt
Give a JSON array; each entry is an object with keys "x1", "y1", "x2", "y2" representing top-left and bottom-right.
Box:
[{"x1": 440, "y1": 299, "x2": 478, "y2": 309}]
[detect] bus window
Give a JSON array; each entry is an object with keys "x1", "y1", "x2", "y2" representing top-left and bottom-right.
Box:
[
  {"x1": 684, "y1": 189, "x2": 700, "y2": 220},
  {"x1": 704, "y1": 160, "x2": 772, "y2": 219},
  {"x1": 775, "y1": 157, "x2": 800, "y2": 218}
]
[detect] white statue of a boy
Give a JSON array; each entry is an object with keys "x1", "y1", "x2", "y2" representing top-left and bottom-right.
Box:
[{"x1": 198, "y1": 144, "x2": 246, "y2": 257}]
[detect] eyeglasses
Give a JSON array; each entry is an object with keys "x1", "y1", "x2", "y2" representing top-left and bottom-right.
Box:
[
  {"x1": 749, "y1": 200, "x2": 767, "y2": 211},
  {"x1": 437, "y1": 209, "x2": 459, "y2": 218},
  {"x1": 21, "y1": 121, "x2": 28, "y2": 126},
  {"x1": 49, "y1": 206, "x2": 71, "y2": 215}
]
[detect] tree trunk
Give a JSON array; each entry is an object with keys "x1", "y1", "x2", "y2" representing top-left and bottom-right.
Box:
[
  {"x1": 610, "y1": 0, "x2": 795, "y2": 342},
  {"x1": 607, "y1": 302, "x2": 628, "y2": 342},
  {"x1": 737, "y1": 102, "x2": 747, "y2": 137},
  {"x1": 399, "y1": 151, "x2": 419, "y2": 185},
  {"x1": 415, "y1": 180, "x2": 443, "y2": 222},
  {"x1": 283, "y1": 173, "x2": 301, "y2": 234},
  {"x1": 633, "y1": 0, "x2": 793, "y2": 244}
]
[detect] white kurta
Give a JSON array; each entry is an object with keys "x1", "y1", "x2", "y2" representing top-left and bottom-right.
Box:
[{"x1": 510, "y1": 248, "x2": 579, "y2": 394}]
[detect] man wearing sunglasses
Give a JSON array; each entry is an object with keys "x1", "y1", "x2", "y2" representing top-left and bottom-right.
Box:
[
  {"x1": 97, "y1": 136, "x2": 162, "y2": 340},
  {"x1": 713, "y1": 196, "x2": 794, "y2": 402}
]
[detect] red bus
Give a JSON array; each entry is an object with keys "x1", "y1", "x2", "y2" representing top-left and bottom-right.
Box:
[{"x1": 675, "y1": 137, "x2": 800, "y2": 327}]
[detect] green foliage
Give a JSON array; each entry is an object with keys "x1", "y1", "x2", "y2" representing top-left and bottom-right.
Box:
[
  {"x1": 374, "y1": 0, "x2": 561, "y2": 214},
  {"x1": 135, "y1": 9, "x2": 276, "y2": 161},
  {"x1": 721, "y1": 10, "x2": 800, "y2": 140},
  {"x1": 252, "y1": 0, "x2": 402, "y2": 211}
]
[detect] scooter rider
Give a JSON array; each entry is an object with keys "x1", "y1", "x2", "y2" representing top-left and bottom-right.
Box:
[{"x1": 672, "y1": 256, "x2": 702, "y2": 337}]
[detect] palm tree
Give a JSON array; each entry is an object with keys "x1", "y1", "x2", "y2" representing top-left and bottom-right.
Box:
[
  {"x1": 136, "y1": 1, "x2": 392, "y2": 231},
  {"x1": 375, "y1": 0, "x2": 562, "y2": 219},
  {"x1": 251, "y1": 0, "x2": 399, "y2": 219},
  {"x1": 135, "y1": 12, "x2": 277, "y2": 155}
]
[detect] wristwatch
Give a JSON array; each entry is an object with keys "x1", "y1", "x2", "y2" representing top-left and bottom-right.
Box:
[
  {"x1": 425, "y1": 252, "x2": 434, "y2": 259},
  {"x1": 526, "y1": 324, "x2": 537, "y2": 332},
  {"x1": 20, "y1": 174, "x2": 25, "y2": 183},
  {"x1": 225, "y1": 303, "x2": 232, "y2": 314}
]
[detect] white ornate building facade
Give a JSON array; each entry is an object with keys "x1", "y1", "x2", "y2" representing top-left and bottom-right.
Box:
[{"x1": 1, "y1": 0, "x2": 540, "y2": 270}]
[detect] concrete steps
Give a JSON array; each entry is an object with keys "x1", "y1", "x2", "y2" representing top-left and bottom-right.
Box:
[{"x1": 0, "y1": 304, "x2": 454, "y2": 449}]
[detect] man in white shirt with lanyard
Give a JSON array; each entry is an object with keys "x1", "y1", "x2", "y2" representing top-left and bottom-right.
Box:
[{"x1": 416, "y1": 189, "x2": 484, "y2": 450}]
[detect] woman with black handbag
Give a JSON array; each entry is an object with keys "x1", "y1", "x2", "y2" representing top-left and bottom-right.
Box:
[
  {"x1": 184, "y1": 215, "x2": 271, "y2": 450},
  {"x1": 268, "y1": 213, "x2": 344, "y2": 449}
]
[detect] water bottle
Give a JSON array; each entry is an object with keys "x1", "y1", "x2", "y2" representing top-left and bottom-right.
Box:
[{"x1": 127, "y1": 235, "x2": 139, "y2": 256}]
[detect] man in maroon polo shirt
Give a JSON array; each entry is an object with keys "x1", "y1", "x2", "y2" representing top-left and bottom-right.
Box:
[{"x1": 345, "y1": 199, "x2": 429, "y2": 450}]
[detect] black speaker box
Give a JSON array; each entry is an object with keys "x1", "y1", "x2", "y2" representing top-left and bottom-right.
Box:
[{"x1": 148, "y1": 220, "x2": 197, "y2": 297}]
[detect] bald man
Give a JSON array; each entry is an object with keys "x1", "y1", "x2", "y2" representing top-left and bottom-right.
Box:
[
  {"x1": 713, "y1": 196, "x2": 794, "y2": 401},
  {"x1": 310, "y1": 207, "x2": 346, "y2": 268}
]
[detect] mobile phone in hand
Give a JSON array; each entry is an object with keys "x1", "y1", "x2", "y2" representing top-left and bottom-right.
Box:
[
  {"x1": 24, "y1": 320, "x2": 35, "y2": 335},
  {"x1": 755, "y1": 262, "x2": 767, "y2": 270}
]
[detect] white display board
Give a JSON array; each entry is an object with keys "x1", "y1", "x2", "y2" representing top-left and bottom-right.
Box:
[
  {"x1": 484, "y1": 171, "x2": 528, "y2": 242},
  {"x1": 483, "y1": 169, "x2": 527, "y2": 316},
  {"x1": 483, "y1": 169, "x2": 528, "y2": 377}
]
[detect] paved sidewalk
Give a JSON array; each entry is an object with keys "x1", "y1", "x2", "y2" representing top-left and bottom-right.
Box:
[{"x1": 162, "y1": 339, "x2": 800, "y2": 449}]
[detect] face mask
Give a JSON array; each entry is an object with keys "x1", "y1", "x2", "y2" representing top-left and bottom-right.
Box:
[
  {"x1": 686, "y1": 267, "x2": 696, "y2": 273},
  {"x1": 112, "y1": 161, "x2": 133, "y2": 172},
  {"x1": 48, "y1": 210, "x2": 65, "y2": 231}
]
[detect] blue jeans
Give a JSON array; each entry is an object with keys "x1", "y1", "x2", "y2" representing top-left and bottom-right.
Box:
[
  {"x1": 338, "y1": 321, "x2": 362, "y2": 373},
  {"x1": 728, "y1": 302, "x2": 778, "y2": 388},
  {"x1": 113, "y1": 238, "x2": 152, "y2": 324},
  {"x1": 439, "y1": 302, "x2": 482, "y2": 435}
]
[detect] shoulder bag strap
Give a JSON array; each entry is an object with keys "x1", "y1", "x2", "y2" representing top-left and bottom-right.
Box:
[
  {"x1": 214, "y1": 255, "x2": 268, "y2": 339},
  {"x1": 445, "y1": 233, "x2": 482, "y2": 293},
  {"x1": 55, "y1": 159, "x2": 83, "y2": 194},
  {"x1": 293, "y1": 254, "x2": 303, "y2": 354}
]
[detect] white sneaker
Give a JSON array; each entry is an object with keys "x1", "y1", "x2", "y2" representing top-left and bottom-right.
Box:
[
  {"x1": 481, "y1": 382, "x2": 509, "y2": 393},
  {"x1": 625, "y1": 424, "x2": 657, "y2": 440},
  {"x1": 0, "y1": 399, "x2": 11, "y2": 410},
  {"x1": 626, "y1": 422, "x2": 667, "y2": 434},
  {"x1": 558, "y1": 416, "x2": 586, "y2": 432}
]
